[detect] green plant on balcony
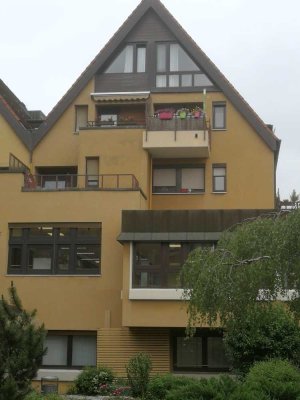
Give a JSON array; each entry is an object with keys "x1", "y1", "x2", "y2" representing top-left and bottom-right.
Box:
[
  {"x1": 119, "y1": 115, "x2": 135, "y2": 126},
  {"x1": 177, "y1": 108, "x2": 189, "y2": 119},
  {"x1": 191, "y1": 105, "x2": 202, "y2": 118}
]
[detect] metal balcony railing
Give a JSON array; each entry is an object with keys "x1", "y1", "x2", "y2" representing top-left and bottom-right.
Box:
[{"x1": 23, "y1": 173, "x2": 140, "y2": 191}]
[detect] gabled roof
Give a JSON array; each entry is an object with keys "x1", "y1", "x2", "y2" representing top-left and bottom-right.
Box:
[
  {"x1": 0, "y1": 80, "x2": 32, "y2": 148},
  {"x1": 31, "y1": 0, "x2": 280, "y2": 154}
]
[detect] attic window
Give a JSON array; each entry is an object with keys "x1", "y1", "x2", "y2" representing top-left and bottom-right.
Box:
[
  {"x1": 157, "y1": 43, "x2": 199, "y2": 73},
  {"x1": 156, "y1": 43, "x2": 213, "y2": 88},
  {"x1": 105, "y1": 44, "x2": 146, "y2": 74}
]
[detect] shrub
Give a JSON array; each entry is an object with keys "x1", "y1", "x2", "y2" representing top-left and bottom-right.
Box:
[
  {"x1": 72, "y1": 366, "x2": 114, "y2": 395},
  {"x1": 165, "y1": 375, "x2": 237, "y2": 400},
  {"x1": 147, "y1": 374, "x2": 196, "y2": 400},
  {"x1": 244, "y1": 359, "x2": 300, "y2": 400},
  {"x1": 25, "y1": 393, "x2": 63, "y2": 400},
  {"x1": 224, "y1": 304, "x2": 300, "y2": 375},
  {"x1": 228, "y1": 385, "x2": 269, "y2": 400},
  {"x1": 111, "y1": 385, "x2": 132, "y2": 397},
  {"x1": 126, "y1": 353, "x2": 152, "y2": 398}
]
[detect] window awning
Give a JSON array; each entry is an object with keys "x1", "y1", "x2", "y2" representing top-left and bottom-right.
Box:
[{"x1": 91, "y1": 91, "x2": 150, "y2": 102}]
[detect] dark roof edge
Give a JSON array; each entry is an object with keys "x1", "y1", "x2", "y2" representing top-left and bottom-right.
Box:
[
  {"x1": 32, "y1": 0, "x2": 280, "y2": 152},
  {"x1": 0, "y1": 99, "x2": 31, "y2": 149}
]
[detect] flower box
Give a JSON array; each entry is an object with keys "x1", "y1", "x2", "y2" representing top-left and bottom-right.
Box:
[{"x1": 159, "y1": 111, "x2": 173, "y2": 120}]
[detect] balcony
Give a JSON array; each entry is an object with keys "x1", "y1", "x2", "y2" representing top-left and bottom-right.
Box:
[
  {"x1": 22, "y1": 173, "x2": 141, "y2": 192},
  {"x1": 82, "y1": 118, "x2": 146, "y2": 130},
  {"x1": 143, "y1": 114, "x2": 210, "y2": 158}
]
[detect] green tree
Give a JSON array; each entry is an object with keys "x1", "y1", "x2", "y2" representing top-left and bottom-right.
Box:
[
  {"x1": 224, "y1": 304, "x2": 300, "y2": 375},
  {"x1": 290, "y1": 189, "x2": 299, "y2": 205},
  {"x1": 126, "y1": 353, "x2": 152, "y2": 399},
  {"x1": 0, "y1": 284, "x2": 46, "y2": 400},
  {"x1": 181, "y1": 209, "x2": 300, "y2": 327},
  {"x1": 275, "y1": 188, "x2": 281, "y2": 210}
]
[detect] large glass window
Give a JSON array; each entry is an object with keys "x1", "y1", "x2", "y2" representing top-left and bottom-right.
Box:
[
  {"x1": 169, "y1": 44, "x2": 199, "y2": 72},
  {"x1": 42, "y1": 332, "x2": 96, "y2": 368},
  {"x1": 173, "y1": 329, "x2": 230, "y2": 372},
  {"x1": 137, "y1": 46, "x2": 146, "y2": 73},
  {"x1": 155, "y1": 43, "x2": 213, "y2": 88},
  {"x1": 133, "y1": 242, "x2": 214, "y2": 289},
  {"x1": 153, "y1": 166, "x2": 205, "y2": 194},
  {"x1": 105, "y1": 44, "x2": 146, "y2": 73},
  {"x1": 8, "y1": 224, "x2": 101, "y2": 275}
]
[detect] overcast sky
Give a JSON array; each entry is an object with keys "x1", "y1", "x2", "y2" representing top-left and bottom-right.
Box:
[{"x1": 1, "y1": 0, "x2": 299, "y2": 199}]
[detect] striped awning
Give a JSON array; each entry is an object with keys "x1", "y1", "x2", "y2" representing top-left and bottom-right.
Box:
[{"x1": 91, "y1": 91, "x2": 150, "y2": 102}]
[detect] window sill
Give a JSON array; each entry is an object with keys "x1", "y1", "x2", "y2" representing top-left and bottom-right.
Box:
[
  {"x1": 34, "y1": 369, "x2": 82, "y2": 382},
  {"x1": 152, "y1": 192, "x2": 205, "y2": 195},
  {"x1": 212, "y1": 191, "x2": 227, "y2": 194},
  {"x1": 129, "y1": 288, "x2": 185, "y2": 300},
  {"x1": 5, "y1": 274, "x2": 101, "y2": 277},
  {"x1": 212, "y1": 128, "x2": 227, "y2": 131}
]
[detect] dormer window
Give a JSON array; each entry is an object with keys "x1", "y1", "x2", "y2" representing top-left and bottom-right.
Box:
[
  {"x1": 156, "y1": 43, "x2": 212, "y2": 88},
  {"x1": 105, "y1": 44, "x2": 146, "y2": 74}
]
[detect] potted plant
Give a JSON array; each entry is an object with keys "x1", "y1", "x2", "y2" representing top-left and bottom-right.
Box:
[
  {"x1": 157, "y1": 109, "x2": 174, "y2": 120},
  {"x1": 191, "y1": 106, "x2": 202, "y2": 118},
  {"x1": 177, "y1": 108, "x2": 189, "y2": 119}
]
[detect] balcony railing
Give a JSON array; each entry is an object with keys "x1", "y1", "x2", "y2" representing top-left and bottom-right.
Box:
[
  {"x1": 146, "y1": 115, "x2": 207, "y2": 131},
  {"x1": 82, "y1": 119, "x2": 146, "y2": 129},
  {"x1": 23, "y1": 173, "x2": 140, "y2": 191},
  {"x1": 80, "y1": 115, "x2": 208, "y2": 131}
]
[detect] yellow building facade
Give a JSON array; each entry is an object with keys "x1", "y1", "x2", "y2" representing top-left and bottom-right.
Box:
[{"x1": 0, "y1": 0, "x2": 280, "y2": 393}]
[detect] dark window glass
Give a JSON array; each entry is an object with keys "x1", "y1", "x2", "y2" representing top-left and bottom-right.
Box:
[
  {"x1": 57, "y1": 246, "x2": 70, "y2": 271},
  {"x1": 10, "y1": 246, "x2": 22, "y2": 268},
  {"x1": 28, "y1": 245, "x2": 52, "y2": 271},
  {"x1": 135, "y1": 243, "x2": 161, "y2": 266},
  {"x1": 207, "y1": 337, "x2": 228, "y2": 368},
  {"x1": 176, "y1": 337, "x2": 203, "y2": 368},
  {"x1": 173, "y1": 329, "x2": 230, "y2": 372},
  {"x1": 76, "y1": 245, "x2": 100, "y2": 271},
  {"x1": 213, "y1": 103, "x2": 226, "y2": 129},
  {"x1": 29, "y1": 226, "x2": 53, "y2": 238},
  {"x1": 10, "y1": 228, "x2": 23, "y2": 238},
  {"x1": 8, "y1": 224, "x2": 101, "y2": 275},
  {"x1": 133, "y1": 242, "x2": 213, "y2": 289}
]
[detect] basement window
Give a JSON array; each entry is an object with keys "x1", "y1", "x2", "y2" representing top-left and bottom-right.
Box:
[
  {"x1": 42, "y1": 332, "x2": 97, "y2": 368},
  {"x1": 172, "y1": 329, "x2": 230, "y2": 372}
]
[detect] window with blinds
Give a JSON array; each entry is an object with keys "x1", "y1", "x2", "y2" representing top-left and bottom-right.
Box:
[
  {"x1": 153, "y1": 166, "x2": 205, "y2": 193},
  {"x1": 42, "y1": 333, "x2": 97, "y2": 368},
  {"x1": 213, "y1": 164, "x2": 226, "y2": 192},
  {"x1": 75, "y1": 105, "x2": 88, "y2": 132},
  {"x1": 86, "y1": 157, "x2": 99, "y2": 187}
]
